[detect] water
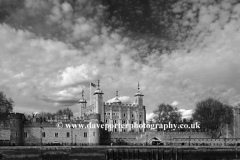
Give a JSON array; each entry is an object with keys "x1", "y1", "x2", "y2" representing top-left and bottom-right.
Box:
[{"x1": 0, "y1": 146, "x2": 239, "y2": 160}]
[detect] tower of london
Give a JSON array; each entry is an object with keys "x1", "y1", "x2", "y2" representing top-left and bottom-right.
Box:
[
  {"x1": 79, "y1": 80, "x2": 146, "y2": 133},
  {"x1": 1, "y1": 80, "x2": 239, "y2": 146}
]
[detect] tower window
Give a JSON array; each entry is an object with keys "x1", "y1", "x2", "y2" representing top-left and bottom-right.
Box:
[
  {"x1": 105, "y1": 119, "x2": 108, "y2": 123},
  {"x1": 93, "y1": 132, "x2": 95, "y2": 136},
  {"x1": 114, "y1": 120, "x2": 117, "y2": 123},
  {"x1": 15, "y1": 132, "x2": 18, "y2": 137},
  {"x1": 123, "y1": 114, "x2": 126, "y2": 117},
  {"x1": 140, "y1": 115, "x2": 142, "y2": 118},
  {"x1": 55, "y1": 133, "x2": 58, "y2": 137},
  {"x1": 84, "y1": 132, "x2": 87, "y2": 137},
  {"x1": 139, "y1": 121, "x2": 142, "y2": 124},
  {"x1": 66, "y1": 132, "x2": 70, "y2": 137},
  {"x1": 42, "y1": 132, "x2": 46, "y2": 137},
  {"x1": 123, "y1": 120, "x2": 126, "y2": 124},
  {"x1": 24, "y1": 132, "x2": 27, "y2": 138},
  {"x1": 132, "y1": 114, "x2": 134, "y2": 118}
]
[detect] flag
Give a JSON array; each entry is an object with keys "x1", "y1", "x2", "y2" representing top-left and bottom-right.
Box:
[{"x1": 91, "y1": 82, "x2": 96, "y2": 88}]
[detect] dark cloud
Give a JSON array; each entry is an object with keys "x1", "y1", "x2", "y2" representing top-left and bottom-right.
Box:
[{"x1": 1, "y1": 0, "x2": 240, "y2": 116}]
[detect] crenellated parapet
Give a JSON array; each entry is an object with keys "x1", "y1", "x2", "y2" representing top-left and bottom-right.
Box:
[
  {"x1": 88, "y1": 113, "x2": 101, "y2": 120},
  {"x1": 104, "y1": 102, "x2": 144, "y2": 109},
  {"x1": 84, "y1": 113, "x2": 101, "y2": 120},
  {"x1": 8, "y1": 113, "x2": 24, "y2": 119}
]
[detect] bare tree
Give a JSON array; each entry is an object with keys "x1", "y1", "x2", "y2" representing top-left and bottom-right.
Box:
[
  {"x1": 153, "y1": 103, "x2": 182, "y2": 124},
  {"x1": 0, "y1": 91, "x2": 14, "y2": 113},
  {"x1": 192, "y1": 98, "x2": 233, "y2": 138},
  {"x1": 56, "y1": 108, "x2": 73, "y2": 120}
]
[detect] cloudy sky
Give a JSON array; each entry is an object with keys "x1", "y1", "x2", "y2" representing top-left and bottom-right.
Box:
[{"x1": 1, "y1": 0, "x2": 240, "y2": 119}]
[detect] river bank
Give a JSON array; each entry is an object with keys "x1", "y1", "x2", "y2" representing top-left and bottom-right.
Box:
[{"x1": 0, "y1": 146, "x2": 240, "y2": 160}]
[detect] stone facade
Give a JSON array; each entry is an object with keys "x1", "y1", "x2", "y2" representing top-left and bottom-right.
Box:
[{"x1": 0, "y1": 112, "x2": 101, "y2": 146}]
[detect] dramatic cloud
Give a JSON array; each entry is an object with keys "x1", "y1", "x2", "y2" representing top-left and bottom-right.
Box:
[{"x1": 0, "y1": 0, "x2": 240, "y2": 116}]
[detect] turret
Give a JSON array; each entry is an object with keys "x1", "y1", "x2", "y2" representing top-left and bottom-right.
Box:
[
  {"x1": 88, "y1": 113, "x2": 101, "y2": 145},
  {"x1": 134, "y1": 82, "x2": 144, "y2": 106},
  {"x1": 79, "y1": 90, "x2": 87, "y2": 119},
  {"x1": 94, "y1": 80, "x2": 104, "y2": 116},
  {"x1": 8, "y1": 113, "x2": 24, "y2": 146}
]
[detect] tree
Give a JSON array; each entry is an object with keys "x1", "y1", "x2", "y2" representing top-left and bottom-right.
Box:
[
  {"x1": 56, "y1": 108, "x2": 73, "y2": 120},
  {"x1": 0, "y1": 91, "x2": 14, "y2": 113},
  {"x1": 56, "y1": 108, "x2": 73, "y2": 116},
  {"x1": 192, "y1": 98, "x2": 233, "y2": 138},
  {"x1": 153, "y1": 103, "x2": 182, "y2": 124}
]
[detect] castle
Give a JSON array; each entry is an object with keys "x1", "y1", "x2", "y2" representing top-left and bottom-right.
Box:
[
  {"x1": 0, "y1": 80, "x2": 240, "y2": 146},
  {"x1": 79, "y1": 80, "x2": 146, "y2": 133}
]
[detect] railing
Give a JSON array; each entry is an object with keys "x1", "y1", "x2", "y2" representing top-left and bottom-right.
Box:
[
  {"x1": 105, "y1": 147, "x2": 239, "y2": 160},
  {"x1": 105, "y1": 148, "x2": 175, "y2": 160}
]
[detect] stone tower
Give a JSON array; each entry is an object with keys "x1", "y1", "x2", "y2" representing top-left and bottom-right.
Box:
[
  {"x1": 233, "y1": 106, "x2": 240, "y2": 138},
  {"x1": 134, "y1": 82, "x2": 144, "y2": 106},
  {"x1": 8, "y1": 113, "x2": 24, "y2": 145},
  {"x1": 94, "y1": 80, "x2": 104, "y2": 120},
  {"x1": 88, "y1": 113, "x2": 101, "y2": 145},
  {"x1": 79, "y1": 90, "x2": 87, "y2": 119}
]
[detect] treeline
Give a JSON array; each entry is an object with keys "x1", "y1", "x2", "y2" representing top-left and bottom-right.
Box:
[
  {"x1": 27, "y1": 108, "x2": 74, "y2": 122},
  {"x1": 153, "y1": 98, "x2": 235, "y2": 138}
]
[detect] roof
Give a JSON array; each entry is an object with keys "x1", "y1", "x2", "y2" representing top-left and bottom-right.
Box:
[
  {"x1": 113, "y1": 97, "x2": 121, "y2": 104},
  {"x1": 79, "y1": 98, "x2": 86, "y2": 103},
  {"x1": 94, "y1": 88, "x2": 104, "y2": 94},
  {"x1": 135, "y1": 91, "x2": 144, "y2": 96}
]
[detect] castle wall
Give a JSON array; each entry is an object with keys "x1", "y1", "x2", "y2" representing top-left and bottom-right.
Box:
[
  {"x1": 9, "y1": 113, "x2": 24, "y2": 145},
  {"x1": 23, "y1": 126, "x2": 100, "y2": 146},
  {"x1": 23, "y1": 115, "x2": 101, "y2": 146},
  {"x1": 0, "y1": 129, "x2": 10, "y2": 140},
  {"x1": 233, "y1": 107, "x2": 240, "y2": 138},
  {"x1": 101, "y1": 131, "x2": 209, "y2": 145}
]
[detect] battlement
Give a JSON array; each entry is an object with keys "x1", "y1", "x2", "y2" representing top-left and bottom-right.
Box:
[
  {"x1": 109, "y1": 132, "x2": 142, "y2": 135},
  {"x1": 84, "y1": 113, "x2": 100, "y2": 120},
  {"x1": 104, "y1": 103, "x2": 144, "y2": 108},
  {"x1": 8, "y1": 113, "x2": 24, "y2": 119},
  {"x1": 146, "y1": 131, "x2": 206, "y2": 136}
]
